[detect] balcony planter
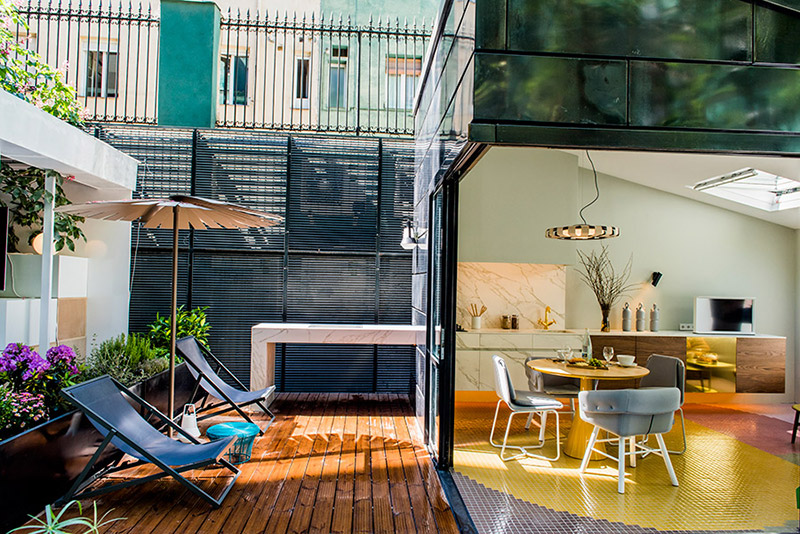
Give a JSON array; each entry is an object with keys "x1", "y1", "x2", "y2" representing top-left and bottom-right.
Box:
[{"x1": 0, "y1": 363, "x2": 196, "y2": 531}]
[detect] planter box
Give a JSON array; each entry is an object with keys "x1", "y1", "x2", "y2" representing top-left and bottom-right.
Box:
[{"x1": 0, "y1": 364, "x2": 196, "y2": 531}]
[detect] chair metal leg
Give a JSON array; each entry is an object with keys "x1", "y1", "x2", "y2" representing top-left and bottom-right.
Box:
[
  {"x1": 538, "y1": 411, "x2": 547, "y2": 442},
  {"x1": 617, "y1": 436, "x2": 626, "y2": 494},
  {"x1": 525, "y1": 412, "x2": 535, "y2": 430},
  {"x1": 579, "y1": 426, "x2": 600, "y2": 473},
  {"x1": 489, "y1": 401, "x2": 560, "y2": 462},
  {"x1": 629, "y1": 436, "x2": 637, "y2": 467},
  {"x1": 655, "y1": 433, "x2": 679, "y2": 487}
]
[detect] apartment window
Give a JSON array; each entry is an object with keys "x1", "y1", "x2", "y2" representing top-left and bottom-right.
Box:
[
  {"x1": 219, "y1": 55, "x2": 248, "y2": 105},
  {"x1": 294, "y1": 57, "x2": 310, "y2": 108},
  {"x1": 85, "y1": 50, "x2": 118, "y2": 97},
  {"x1": 386, "y1": 56, "x2": 421, "y2": 110},
  {"x1": 328, "y1": 46, "x2": 348, "y2": 108}
]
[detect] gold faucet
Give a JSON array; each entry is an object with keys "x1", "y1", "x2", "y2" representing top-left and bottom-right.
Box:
[{"x1": 538, "y1": 306, "x2": 557, "y2": 330}]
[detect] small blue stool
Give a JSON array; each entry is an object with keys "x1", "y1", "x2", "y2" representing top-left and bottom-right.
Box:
[{"x1": 206, "y1": 422, "x2": 260, "y2": 464}]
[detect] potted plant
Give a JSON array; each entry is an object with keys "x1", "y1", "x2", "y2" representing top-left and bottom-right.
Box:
[{"x1": 575, "y1": 245, "x2": 638, "y2": 332}]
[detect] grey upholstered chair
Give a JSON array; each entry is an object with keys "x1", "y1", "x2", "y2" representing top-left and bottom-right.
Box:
[
  {"x1": 524, "y1": 355, "x2": 580, "y2": 417},
  {"x1": 639, "y1": 354, "x2": 686, "y2": 454},
  {"x1": 490, "y1": 355, "x2": 563, "y2": 462},
  {"x1": 578, "y1": 387, "x2": 680, "y2": 494}
]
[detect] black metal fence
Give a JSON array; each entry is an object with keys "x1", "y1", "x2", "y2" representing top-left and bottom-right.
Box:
[
  {"x1": 218, "y1": 11, "x2": 431, "y2": 134},
  {"x1": 15, "y1": 0, "x2": 160, "y2": 123},
  {"x1": 14, "y1": 1, "x2": 431, "y2": 134},
  {"x1": 95, "y1": 124, "x2": 416, "y2": 393}
]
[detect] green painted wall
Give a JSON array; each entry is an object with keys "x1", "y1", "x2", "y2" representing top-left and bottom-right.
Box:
[
  {"x1": 320, "y1": 0, "x2": 437, "y2": 24},
  {"x1": 158, "y1": 0, "x2": 220, "y2": 128}
]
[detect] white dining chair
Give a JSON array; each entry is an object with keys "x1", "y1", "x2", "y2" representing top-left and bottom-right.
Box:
[{"x1": 489, "y1": 355, "x2": 563, "y2": 462}]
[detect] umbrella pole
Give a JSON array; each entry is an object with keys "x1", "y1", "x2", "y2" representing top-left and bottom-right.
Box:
[{"x1": 169, "y1": 206, "x2": 179, "y2": 437}]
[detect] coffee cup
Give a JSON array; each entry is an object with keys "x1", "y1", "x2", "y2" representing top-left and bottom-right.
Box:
[{"x1": 617, "y1": 354, "x2": 635, "y2": 366}]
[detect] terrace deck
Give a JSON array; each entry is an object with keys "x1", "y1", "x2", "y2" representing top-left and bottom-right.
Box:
[{"x1": 47, "y1": 393, "x2": 458, "y2": 534}]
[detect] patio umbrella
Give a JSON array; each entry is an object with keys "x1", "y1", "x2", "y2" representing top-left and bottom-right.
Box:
[{"x1": 57, "y1": 195, "x2": 283, "y2": 426}]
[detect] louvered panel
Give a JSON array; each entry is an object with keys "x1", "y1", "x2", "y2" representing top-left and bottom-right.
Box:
[
  {"x1": 128, "y1": 249, "x2": 190, "y2": 334},
  {"x1": 379, "y1": 255, "x2": 412, "y2": 323},
  {"x1": 288, "y1": 136, "x2": 380, "y2": 253},
  {"x1": 286, "y1": 254, "x2": 376, "y2": 323},
  {"x1": 99, "y1": 125, "x2": 194, "y2": 248},
  {"x1": 281, "y1": 344, "x2": 374, "y2": 392},
  {"x1": 191, "y1": 252, "x2": 284, "y2": 385},
  {"x1": 379, "y1": 140, "x2": 415, "y2": 253},
  {"x1": 193, "y1": 130, "x2": 288, "y2": 251},
  {"x1": 377, "y1": 346, "x2": 415, "y2": 393}
]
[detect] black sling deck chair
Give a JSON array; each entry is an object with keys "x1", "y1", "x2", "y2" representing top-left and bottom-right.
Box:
[
  {"x1": 176, "y1": 336, "x2": 275, "y2": 436},
  {"x1": 60, "y1": 375, "x2": 241, "y2": 507}
]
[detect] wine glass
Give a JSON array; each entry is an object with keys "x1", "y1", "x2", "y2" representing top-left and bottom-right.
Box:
[
  {"x1": 556, "y1": 347, "x2": 572, "y2": 362},
  {"x1": 602, "y1": 346, "x2": 614, "y2": 363}
]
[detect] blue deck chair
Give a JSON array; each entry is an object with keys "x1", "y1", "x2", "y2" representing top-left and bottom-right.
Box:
[
  {"x1": 60, "y1": 375, "x2": 241, "y2": 508},
  {"x1": 176, "y1": 336, "x2": 275, "y2": 435}
]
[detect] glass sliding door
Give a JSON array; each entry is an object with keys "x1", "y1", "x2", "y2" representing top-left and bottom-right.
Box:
[{"x1": 425, "y1": 180, "x2": 457, "y2": 466}]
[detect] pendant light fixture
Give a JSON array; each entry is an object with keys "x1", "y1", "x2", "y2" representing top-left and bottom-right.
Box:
[{"x1": 545, "y1": 151, "x2": 619, "y2": 240}]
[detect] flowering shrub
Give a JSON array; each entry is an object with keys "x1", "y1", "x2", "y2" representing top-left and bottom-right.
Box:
[
  {"x1": 0, "y1": 343, "x2": 50, "y2": 389},
  {"x1": 0, "y1": 343, "x2": 82, "y2": 416},
  {"x1": 0, "y1": 387, "x2": 48, "y2": 437},
  {"x1": 0, "y1": 0, "x2": 85, "y2": 125}
]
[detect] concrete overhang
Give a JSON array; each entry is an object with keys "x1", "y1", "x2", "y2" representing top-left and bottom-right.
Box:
[{"x1": 0, "y1": 89, "x2": 138, "y2": 192}]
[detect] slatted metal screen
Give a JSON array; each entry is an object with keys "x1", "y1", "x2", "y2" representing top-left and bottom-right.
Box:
[{"x1": 96, "y1": 125, "x2": 415, "y2": 393}]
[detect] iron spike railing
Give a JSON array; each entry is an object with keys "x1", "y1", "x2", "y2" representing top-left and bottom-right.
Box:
[
  {"x1": 217, "y1": 10, "x2": 431, "y2": 135},
  {"x1": 14, "y1": 1, "x2": 431, "y2": 135}
]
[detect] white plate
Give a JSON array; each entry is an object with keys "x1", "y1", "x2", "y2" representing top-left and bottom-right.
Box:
[{"x1": 618, "y1": 362, "x2": 637, "y2": 368}]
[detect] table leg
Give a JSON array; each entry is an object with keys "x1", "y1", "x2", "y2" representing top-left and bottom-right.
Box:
[{"x1": 564, "y1": 378, "x2": 605, "y2": 460}]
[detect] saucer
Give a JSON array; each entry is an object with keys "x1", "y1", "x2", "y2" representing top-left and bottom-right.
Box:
[{"x1": 617, "y1": 362, "x2": 637, "y2": 368}]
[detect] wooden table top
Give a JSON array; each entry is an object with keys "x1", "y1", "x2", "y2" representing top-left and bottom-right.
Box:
[{"x1": 526, "y1": 357, "x2": 650, "y2": 381}]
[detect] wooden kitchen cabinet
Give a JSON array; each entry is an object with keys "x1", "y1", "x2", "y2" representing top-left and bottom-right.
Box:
[{"x1": 736, "y1": 337, "x2": 785, "y2": 393}]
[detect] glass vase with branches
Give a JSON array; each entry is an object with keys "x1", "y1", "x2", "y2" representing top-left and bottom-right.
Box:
[{"x1": 575, "y1": 245, "x2": 638, "y2": 331}]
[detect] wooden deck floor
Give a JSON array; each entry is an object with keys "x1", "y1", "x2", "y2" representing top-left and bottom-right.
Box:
[{"x1": 60, "y1": 393, "x2": 459, "y2": 534}]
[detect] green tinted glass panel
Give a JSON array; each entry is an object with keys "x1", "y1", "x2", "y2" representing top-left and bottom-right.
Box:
[
  {"x1": 630, "y1": 62, "x2": 800, "y2": 131},
  {"x1": 756, "y1": 5, "x2": 800, "y2": 64},
  {"x1": 476, "y1": 0, "x2": 506, "y2": 49},
  {"x1": 507, "y1": 0, "x2": 751, "y2": 62},
  {"x1": 474, "y1": 54, "x2": 626, "y2": 125},
  {"x1": 762, "y1": 0, "x2": 800, "y2": 11}
]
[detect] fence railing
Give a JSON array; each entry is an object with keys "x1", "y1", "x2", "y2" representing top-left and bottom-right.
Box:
[
  {"x1": 15, "y1": 0, "x2": 160, "y2": 124},
  {"x1": 14, "y1": 1, "x2": 431, "y2": 135},
  {"x1": 218, "y1": 11, "x2": 431, "y2": 135}
]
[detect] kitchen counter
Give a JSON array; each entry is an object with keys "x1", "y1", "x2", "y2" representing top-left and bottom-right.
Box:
[{"x1": 460, "y1": 328, "x2": 784, "y2": 338}]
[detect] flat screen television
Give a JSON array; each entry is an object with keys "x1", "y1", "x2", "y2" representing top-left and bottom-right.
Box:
[{"x1": 694, "y1": 297, "x2": 754, "y2": 335}]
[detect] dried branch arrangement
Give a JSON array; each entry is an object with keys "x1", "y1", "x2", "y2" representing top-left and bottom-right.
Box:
[{"x1": 575, "y1": 245, "x2": 638, "y2": 309}]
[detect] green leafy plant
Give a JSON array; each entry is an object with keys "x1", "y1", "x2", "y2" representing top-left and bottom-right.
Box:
[
  {"x1": 148, "y1": 306, "x2": 211, "y2": 354},
  {"x1": 0, "y1": 164, "x2": 86, "y2": 252},
  {"x1": 85, "y1": 334, "x2": 154, "y2": 386},
  {"x1": 1, "y1": 0, "x2": 85, "y2": 126},
  {"x1": 9, "y1": 500, "x2": 122, "y2": 534}
]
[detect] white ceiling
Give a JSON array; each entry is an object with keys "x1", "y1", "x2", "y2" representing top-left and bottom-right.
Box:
[{"x1": 561, "y1": 149, "x2": 800, "y2": 229}]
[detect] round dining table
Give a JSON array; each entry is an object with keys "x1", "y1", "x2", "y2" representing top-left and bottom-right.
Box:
[{"x1": 526, "y1": 358, "x2": 650, "y2": 459}]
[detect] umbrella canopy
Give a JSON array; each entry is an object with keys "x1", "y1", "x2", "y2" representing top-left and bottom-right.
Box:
[{"x1": 57, "y1": 195, "x2": 283, "y2": 427}]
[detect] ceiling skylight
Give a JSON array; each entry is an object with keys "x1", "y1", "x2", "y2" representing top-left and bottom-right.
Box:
[{"x1": 690, "y1": 168, "x2": 800, "y2": 212}]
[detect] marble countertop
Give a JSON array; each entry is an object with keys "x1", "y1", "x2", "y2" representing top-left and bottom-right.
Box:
[{"x1": 458, "y1": 328, "x2": 784, "y2": 339}]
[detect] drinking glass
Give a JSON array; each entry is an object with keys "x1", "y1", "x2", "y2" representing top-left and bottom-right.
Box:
[
  {"x1": 602, "y1": 346, "x2": 614, "y2": 363},
  {"x1": 556, "y1": 347, "x2": 573, "y2": 361}
]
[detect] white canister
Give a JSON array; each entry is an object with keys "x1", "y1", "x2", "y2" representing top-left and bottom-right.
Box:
[
  {"x1": 650, "y1": 304, "x2": 660, "y2": 332},
  {"x1": 635, "y1": 303, "x2": 646, "y2": 331},
  {"x1": 471, "y1": 316, "x2": 482, "y2": 330},
  {"x1": 621, "y1": 302, "x2": 632, "y2": 331}
]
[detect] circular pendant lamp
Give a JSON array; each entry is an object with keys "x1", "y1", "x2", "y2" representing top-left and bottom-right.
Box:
[{"x1": 545, "y1": 150, "x2": 619, "y2": 240}]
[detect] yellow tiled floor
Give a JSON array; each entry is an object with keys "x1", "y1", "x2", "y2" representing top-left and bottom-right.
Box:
[{"x1": 454, "y1": 402, "x2": 800, "y2": 532}]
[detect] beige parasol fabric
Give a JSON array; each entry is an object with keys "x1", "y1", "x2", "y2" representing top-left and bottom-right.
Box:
[{"x1": 57, "y1": 195, "x2": 283, "y2": 427}]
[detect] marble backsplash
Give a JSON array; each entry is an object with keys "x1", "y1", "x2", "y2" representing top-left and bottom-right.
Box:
[{"x1": 457, "y1": 262, "x2": 566, "y2": 331}]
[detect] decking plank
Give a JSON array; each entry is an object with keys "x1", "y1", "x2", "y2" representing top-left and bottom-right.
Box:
[
  {"x1": 329, "y1": 394, "x2": 357, "y2": 534},
  {"x1": 20, "y1": 393, "x2": 459, "y2": 534}
]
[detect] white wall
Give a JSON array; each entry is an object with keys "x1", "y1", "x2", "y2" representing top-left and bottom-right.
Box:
[
  {"x1": 64, "y1": 183, "x2": 132, "y2": 351},
  {"x1": 459, "y1": 146, "x2": 797, "y2": 401}
]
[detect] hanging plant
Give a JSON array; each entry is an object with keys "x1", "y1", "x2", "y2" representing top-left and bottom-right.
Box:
[
  {"x1": 1, "y1": 0, "x2": 85, "y2": 126},
  {"x1": 0, "y1": 163, "x2": 86, "y2": 252},
  {"x1": 575, "y1": 245, "x2": 638, "y2": 331}
]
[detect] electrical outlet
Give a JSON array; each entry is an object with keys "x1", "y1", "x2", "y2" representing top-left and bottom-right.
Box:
[{"x1": 679, "y1": 323, "x2": 693, "y2": 331}]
